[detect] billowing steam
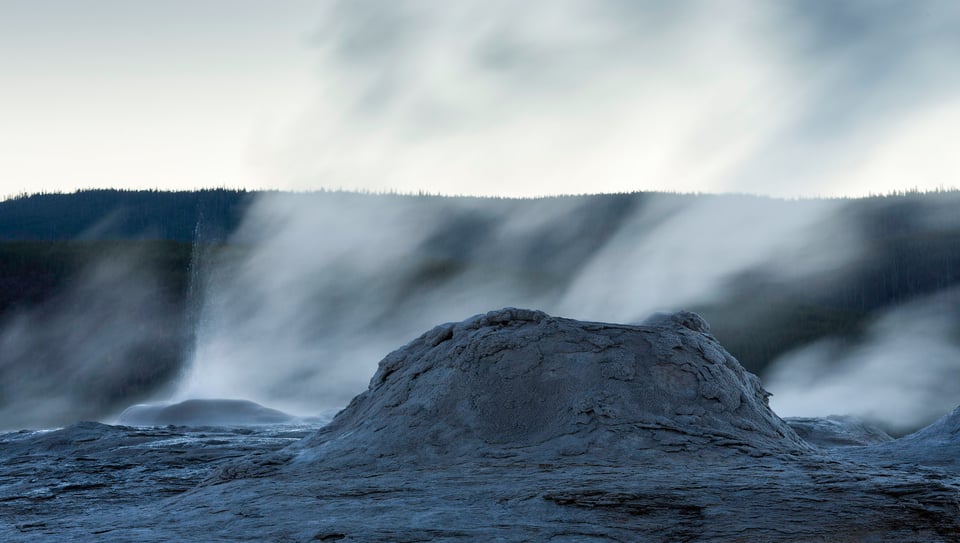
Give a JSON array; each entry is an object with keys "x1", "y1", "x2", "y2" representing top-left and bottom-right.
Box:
[
  {"x1": 176, "y1": 192, "x2": 852, "y2": 416},
  {"x1": 0, "y1": 249, "x2": 185, "y2": 429},
  {"x1": 766, "y1": 288, "x2": 960, "y2": 433}
]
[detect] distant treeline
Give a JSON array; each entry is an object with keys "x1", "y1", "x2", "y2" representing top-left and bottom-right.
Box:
[{"x1": 0, "y1": 189, "x2": 253, "y2": 242}]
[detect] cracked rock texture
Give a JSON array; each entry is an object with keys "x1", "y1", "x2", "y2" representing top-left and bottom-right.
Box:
[
  {"x1": 289, "y1": 308, "x2": 808, "y2": 468},
  {"x1": 3, "y1": 308, "x2": 960, "y2": 542}
]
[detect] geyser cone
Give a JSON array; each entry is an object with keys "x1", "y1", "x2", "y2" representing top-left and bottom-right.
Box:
[
  {"x1": 295, "y1": 308, "x2": 808, "y2": 466},
  {"x1": 118, "y1": 399, "x2": 296, "y2": 427}
]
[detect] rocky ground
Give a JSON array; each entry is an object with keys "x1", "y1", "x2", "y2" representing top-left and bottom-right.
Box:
[{"x1": 2, "y1": 309, "x2": 959, "y2": 541}]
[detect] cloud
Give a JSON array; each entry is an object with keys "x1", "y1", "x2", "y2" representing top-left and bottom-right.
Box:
[{"x1": 256, "y1": 0, "x2": 960, "y2": 197}]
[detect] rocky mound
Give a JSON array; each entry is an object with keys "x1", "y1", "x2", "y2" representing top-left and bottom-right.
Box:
[
  {"x1": 784, "y1": 415, "x2": 894, "y2": 448},
  {"x1": 902, "y1": 404, "x2": 960, "y2": 444},
  {"x1": 7, "y1": 309, "x2": 960, "y2": 542},
  {"x1": 293, "y1": 308, "x2": 808, "y2": 466},
  {"x1": 867, "y1": 404, "x2": 960, "y2": 468},
  {"x1": 118, "y1": 399, "x2": 296, "y2": 426}
]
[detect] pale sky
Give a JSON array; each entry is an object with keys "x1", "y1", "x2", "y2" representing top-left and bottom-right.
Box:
[{"x1": 2, "y1": 0, "x2": 959, "y2": 199}]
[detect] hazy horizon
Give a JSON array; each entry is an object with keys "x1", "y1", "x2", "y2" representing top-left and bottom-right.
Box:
[{"x1": 5, "y1": 184, "x2": 959, "y2": 204}]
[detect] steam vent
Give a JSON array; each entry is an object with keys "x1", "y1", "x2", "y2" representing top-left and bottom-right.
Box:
[{"x1": 5, "y1": 309, "x2": 960, "y2": 541}]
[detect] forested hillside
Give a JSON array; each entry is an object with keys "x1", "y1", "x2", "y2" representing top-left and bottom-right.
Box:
[
  {"x1": 1, "y1": 189, "x2": 959, "y2": 429},
  {"x1": 0, "y1": 189, "x2": 251, "y2": 241},
  {"x1": 0, "y1": 190, "x2": 247, "y2": 426}
]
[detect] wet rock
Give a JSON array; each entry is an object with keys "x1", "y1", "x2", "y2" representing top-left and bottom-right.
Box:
[
  {"x1": 864, "y1": 404, "x2": 960, "y2": 469},
  {"x1": 118, "y1": 399, "x2": 296, "y2": 426},
  {"x1": 0, "y1": 422, "x2": 319, "y2": 541}
]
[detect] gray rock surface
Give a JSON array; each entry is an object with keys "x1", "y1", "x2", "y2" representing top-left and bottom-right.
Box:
[
  {"x1": 785, "y1": 415, "x2": 894, "y2": 447},
  {"x1": 857, "y1": 404, "x2": 960, "y2": 470},
  {"x1": 0, "y1": 422, "x2": 319, "y2": 540},
  {"x1": 3, "y1": 308, "x2": 960, "y2": 542}
]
